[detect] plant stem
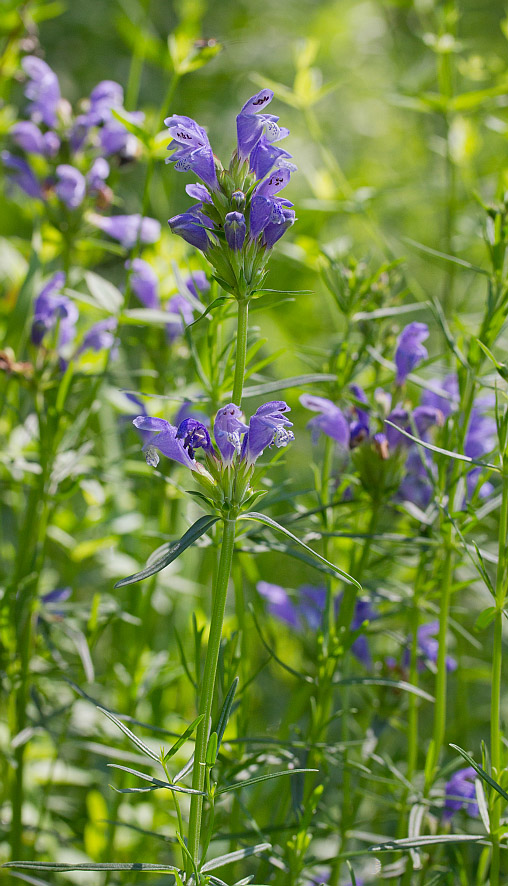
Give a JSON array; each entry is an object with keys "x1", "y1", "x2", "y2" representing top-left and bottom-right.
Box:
[
  {"x1": 490, "y1": 466, "x2": 508, "y2": 884},
  {"x1": 187, "y1": 518, "x2": 236, "y2": 871},
  {"x1": 232, "y1": 300, "x2": 248, "y2": 408}
]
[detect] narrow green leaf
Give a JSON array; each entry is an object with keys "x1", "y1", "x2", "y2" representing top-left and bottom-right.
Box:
[
  {"x1": 201, "y1": 844, "x2": 271, "y2": 873},
  {"x1": 450, "y1": 744, "x2": 508, "y2": 803},
  {"x1": 474, "y1": 607, "x2": 497, "y2": 632},
  {"x1": 163, "y1": 715, "x2": 204, "y2": 763},
  {"x1": 99, "y1": 708, "x2": 159, "y2": 761},
  {"x1": 122, "y1": 308, "x2": 184, "y2": 326},
  {"x1": 2, "y1": 863, "x2": 178, "y2": 873},
  {"x1": 239, "y1": 512, "x2": 361, "y2": 587},
  {"x1": 186, "y1": 296, "x2": 230, "y2": 328},
  {"x1": 369, "y1": 834, "x2": 485, "y2": 851},
  {"x1": 206, "y1": 731, "x2": 218, "y2": 766},
  {"x1": 107, "y1": 763, "x2": 204, "y2": 794},
  {"x1": 333, "y1": 677, "x2": 434, "y2": 702},
  {"x1": 216, "y1": 768, "x2": 318, "y2": 796},
  {"x1": 384, "y1": 422, "x2": 500, "y2": 472},
  {"x1": 240, "y1": 374, "x2": 337, "y2": 399},
  {"x1": 402, "y1": 237, "x2": 490, "y2": 276},
  {"x1": 114, "y1": 515, "x2": 219, "y2": 587},
  {"x1": 216, "y1": 677, "x2": 240, "y2": 749},
  {"x1": 85, "y1": 270, "x2": 123, "y2": 311}
]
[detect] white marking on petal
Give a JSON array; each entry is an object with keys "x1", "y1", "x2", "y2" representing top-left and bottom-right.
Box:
[
  {"x1": 272, "y1": 428, "x2": 295, "y2": 448},
  {"x1": 264, "y1": 120, "x2": 280, "y2": 142}
]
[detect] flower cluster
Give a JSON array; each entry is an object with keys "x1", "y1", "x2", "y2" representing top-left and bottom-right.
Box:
[
  {"x1": 30, "y1": 272, "x2": 117, "y2": 365},
  {"x1": 257, "y1": 581, "x2": 374, "y2": 667},
  {"x1": 165, "y1": 89, "x2": 296, "y2": 299},
  {"x1": 300, "y1": 322, "x2": 495, "y2": 506},
  {"x1": 127, "y1": 258, "x2": 210, "y2": 341},
  {"x1": 442, "y1": 767, "x2": 479, "y2": 821},
  {"x1": 134, "y1": 401, "x2": 294, "y2": 513},
  {"x1": 3, "y1": 56, "x2": 160, "y2": 248}
]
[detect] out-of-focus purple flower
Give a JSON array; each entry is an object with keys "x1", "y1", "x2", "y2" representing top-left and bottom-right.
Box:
[
  {"x1": 213, "y1": 403, "x2": 249, "y2": 465},
  {"x1": 126, "y1": 258, "x2": 160, "y2": 309},
  {"x1": 168, "y1": 208, "x2": 215, "y2": 252},
  {"x1": 32, "y1": 272, "x2": 77, "y2": 349},
  {"x1": 89, "y1": 80, "x2": 124, "y2": 122},
  {"x1": 256, "y1": 581, "x2": 300, "y2": 628},
  {"x1": 300, "y1": 394, "x2": 350, "y2": 447},
  {"x1": 443, "y1": 768, "x2": 479, "y2": 821},
  {"x1": 11, "y1": 121, "x2": 59, "y2": 156},
  {"x1": 22, "y1": 56, "x2": 61, "y2": 127},
  {"x1": 133, "y1": 415, "x2": 198, "y2": 470},
  {"x1": 41, "y1": 587, "x2": 72, "y2": 604},
  {"x1": 421, "y1": 375, "x2": 459, "y2": 419},
  {"x1": 417, "y1": 621, "x2": 457, "y2": 672},
  {"x1": 2, "y1": 151, "x2": 41, "y2": 198},
  {"x1": 236, "y1": 89, "x2": 279, "y2": 160},
  {"x1": 165, "y1": 114, "x2": 218, "y2": 190},
  {"x1": 87, "y1": 157, "x2": 110, "y2": 193},
  {"x1": 395, "y1": 322, "x2": 429, "y2": 384},
  {"x1": 55, "y1": 164, "x2": 86, "y2": 209},
  {"x1": 100, "y1": 112, "x2": 144, "y2": 157},
  {"x1": 224, "y1": 211, "x2": 246, "y2": 251},
  {"x1": 185, "y1": 270, "x2": 209, "y2": 299},
  {"x1": 77, "y1": 318, "x2": 117, "y2": 355},
  {"x1": 91, "y1": 213, "x2": 161, "y2": 248},
  {"x1": 166, "y1": 295, "x2": 194, "y2": 342},
  {"x1": 242, "y1": 401, "x2": 294, "y2": 465},
  {"x1": 176, "y1": 417, "x2": 214, "y2": 459}
]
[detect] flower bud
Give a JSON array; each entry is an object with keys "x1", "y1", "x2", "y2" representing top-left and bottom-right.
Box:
[
  {"x1": 231, "y1": 190, "x2": 246, "y2": 211},
  {"x1": 224, "y1": 211, "x2": 246, "y2": 251}
]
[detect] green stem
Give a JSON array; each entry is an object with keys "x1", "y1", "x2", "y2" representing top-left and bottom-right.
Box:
[
  {"x1": 187, "y1": 519, "x2": 236, "y2": 871},
  {"x1": 232, "y1": 300, "x2": 248, "y2": 408}
]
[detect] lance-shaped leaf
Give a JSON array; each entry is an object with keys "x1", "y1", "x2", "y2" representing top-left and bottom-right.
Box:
[
  {"x1": 384, "y1": 421, "x2": 500, "y2": 472},
  {"x1": 163, "y1": 715, "x2": 204, "y2": 763},
  {"x1": 369, "y1": 834, "x2": 486, "y2": 852},
  {"x1": 201, "y1": 844, "x2": 271, "y2": 873},
  {"x1": 238, "y1": 512, "x2": 361, "y2": 587},
  {"x1": 107, "y1": 764, "x2": 204, "y2": 795},
  {"x1": 114, "y1": 515, "x2": 219, "y2": 587},
  {"x1": 216, "y1": 768, "x2": 317, "y2": 796},
  {"x1": 450, "y1": 743, "x2": 508, "y2": 803},
  {"x1": 2, "y1": 863, "x2": 179, "y2": 873},
  {"x1": 99, "y1": 707, "x2": 159, "y2": 761}
]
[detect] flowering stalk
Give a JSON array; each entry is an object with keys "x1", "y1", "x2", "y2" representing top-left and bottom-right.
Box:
[
  {"x1": 187, "y1": 518, "x2": 236, "y2": 870},
  {"x1": 232, "y1": 299, "x2": 248, "y2": 407}
]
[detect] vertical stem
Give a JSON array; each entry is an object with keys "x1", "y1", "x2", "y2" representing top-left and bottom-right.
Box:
[
  {"x1": 187, "y1": 519, "x2": 236, "y2": 870},
  {"x1": 232, "y1": 300, "x2": 248, "y2": 408},
  {"x1": 490, "y1": 467, "x2": 508, "y2": 885}
]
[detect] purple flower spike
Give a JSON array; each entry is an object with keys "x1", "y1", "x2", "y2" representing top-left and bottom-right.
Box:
[
  {"x1": 257, "y1": 581, "x2": 300, "y2": 628},
  {"x1": 22, "y1": 55, "x2": 61, "y2": 127},
  {"x1": 133, "y1": 415, "x2": 197, "y2": 470},
  {"x1": 224, "y1": 211, "x2": 246, "y2": 251},
  {"x1": 55, "y1": 164, "x2": 86, "y2": 209},
  {"x1": 100, "y1": 111, "x2": 144, "y2": 157},
  {"x1": 91, "y1": 214, "x2": 161, "y2": 248},
  {"x1": 242, "y1": 401, "x2": 294, "y2": 466},
  {"x1": 168, "y1": 211, "x2": 212, "y2": 251},
  {"x1": 77, "y1": 317, "x2": 117, "y2": 355},
  {"x1": 395, "y1": 322, "x2": 429, "y2": 384},
  {"x1": 126, "y1": 258, "x2": 160, "y2": 309},
  {"x1": 176, "y1": 417, "x2": 214, "y2": 459},
  {"x1": 443, "y1": 768, "x2": 479, "y2": 821},
  {"x1": 213, "y1": 403, "x2": 249, "y2": 465},
  {"x1": 236, "y1": 89, "x2": 276, "y2": 160},
  {"x1": 89, "y1": 80, "x2": 124, "y2": 120},
  {"x1": 32, "y1": 272, "x2": 78, "y2": 349},
  {"x1": 300, "y1": 394, "x2": 350, "y2": 447},
  {"x1": 11, "y1": 121, "x2": 59, "y2": 157},
  {"x1": 2, "y1": 151, "x2": 41, "y2": 199}
]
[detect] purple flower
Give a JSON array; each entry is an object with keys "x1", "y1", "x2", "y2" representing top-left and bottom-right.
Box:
[
  {"x1": 176, "y1": 417, "x2": 214, "y2": 459},
  {"x1": 55, "y1": 164, "x2": 86, "y2": 209},
  {"x1": 224, "y1": 212, "x2": 246, "y2": 251},
  {"x1": 186, "y1": 182, "x2": 213, "y2": 204},
  {"x1": 395, "y1": 322, "x2": 429, "y2": 384},
  {"x1": 417, "y1": 621, "x2": 457, "y2": 672},
  {"x1": 89, "y1": 80, "x2": 124, "y2": 121},
  {"x1": 443, "y1": 768, "x2": 479, "y2": 821},
  {"x1": 126, "y1": 258, "x2": 160, "y2": 309},
  {"x1": 100, "y1": 112, "x2": 144, "y2": 157},
  {"x1": 11, "y1": 121, "x2": 59, "y2": 156},
  {"x1": 91, "y1": 214, "x2": 161, "y2": 248},
  {"x1": 132, "y1": 416, "x2": 198, "y2": 470},
  {"x1": 32, "y1": 272, "x2": 78, "y2": 349},
  {"x1": 166, "y1": 295, "x2": 195, "y2": 342},
  {"x1": 250, "y1": 167, "x2": 293, "y2": 239},
  {"x1": 185, "y1": 270, "x2": 210, "y2": 299},
  {"x1": 165, "y1": 114, "x2": 218, "y2": 190},
  {"x1": 87, "y1": 157, "x2": 110, "y2": 193},
  {"x1": 421, "y1": 375, "x2": 459, "y2": 419},
  {"x1": 22, "y1": 55, "x2": 61, "y2": 127},
  {"x1": 213, "y1": 403, "x2": 249, "y2": 465},
  {"x1": 77, "y1": 318, "x2": 117, "y2": 355},
  {"x1": 249, "y1": 134, "x2": 293, "y2": 181},
  {"x1": 236, "y1": 89, "x2": 280, "y2": 160},
  {"x1": 168, "y1": 208, "x2": 214, "y2": 251},
  {"x1": 2, "y1": 151, "x2": 41, "y2": 199},
  {"x1": 263, "y1": 204, "x2": 296, "y2": 248},
  {"x1": 41, "y1": 587, "x2": 72, "y2": 605},
  {"x1": 241, "y1": 401, "x2": 294, "y2": 466},
  {"x1": 300, "y1": 394, "x2": 350, "y2": 447},
  {"x1": 256, "y1": 581, "x2": 300, "y2": 628}
]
